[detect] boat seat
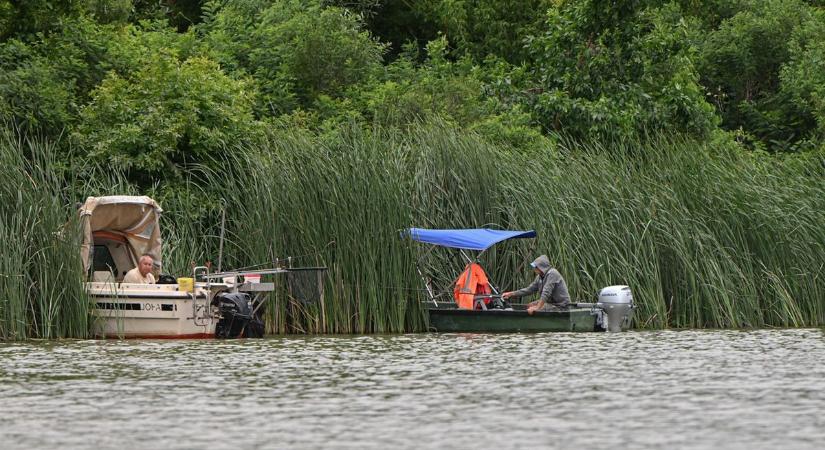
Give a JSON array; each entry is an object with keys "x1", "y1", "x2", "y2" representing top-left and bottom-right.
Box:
[{"x1": 93, "y1": 270, "x2": 115, "y2": 283}]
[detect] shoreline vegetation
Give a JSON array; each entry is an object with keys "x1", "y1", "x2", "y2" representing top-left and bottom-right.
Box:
[
  {"x1": 2, "y1": 123, "x2": 823, "y2": 339},
  {"x1": 1, "y1": 1, "x2": 824, "y2": 338}
]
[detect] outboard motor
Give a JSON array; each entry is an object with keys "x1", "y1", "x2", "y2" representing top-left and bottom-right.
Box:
[
  {"x1": 211, "y1": 292, "x2": 265, "y2": 338},
  {"x1": 597, "y1": 285, "x2": 634, "y2": 332}
]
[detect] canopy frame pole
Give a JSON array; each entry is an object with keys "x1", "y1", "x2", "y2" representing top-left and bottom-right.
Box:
[
  {"x1": 417, "y1": 266, "x2": 436, "y2": 305},
  {"x1": 487, "y1": 277, "x2": 501, "y2": 295},
  {"x1": 415, "y1": 243, "x2": 437, "y2": 267},
  {"x1": 415, "y1": 244, "x2": 438, "y2": 306},
  {"x1": 459, "y1": 250, "x2": 474, "y2": 264},
  {"x1": 459, "y1": 249, "x2": 502, "y2": 301},
  {"x1": 471, "y1": 251, "x2": 502, "y2": 296}
]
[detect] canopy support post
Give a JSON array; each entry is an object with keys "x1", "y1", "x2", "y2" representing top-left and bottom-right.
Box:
[
  {"x1": 415, "y1": 244, "x2": 438, "y2": 306},
  {"x1": 460, "y1": 249, "x2": 501, "y2": 295},
  {"x1": 474, "y1": 255, "x2": 502, "y2": 296},
  {"x1": 416, "y1": 266, "x2": 437, "y2": 306},
  {"x1": 459, "y1": 250, "x2": 474, "y2": 264}
]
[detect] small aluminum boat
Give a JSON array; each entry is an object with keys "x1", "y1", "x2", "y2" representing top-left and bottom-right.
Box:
[{"x1": 405, "y1": 228, "x2": 634, "y2": 332}]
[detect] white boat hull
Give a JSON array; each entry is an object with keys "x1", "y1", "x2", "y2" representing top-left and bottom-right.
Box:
[{"x1": 87, "y1": 282, "x2": 217, "y2": 338}]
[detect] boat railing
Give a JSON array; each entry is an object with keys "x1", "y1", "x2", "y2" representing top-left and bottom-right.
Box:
[
  {"x1": 191, "y1": 266, "x2": 213, "y2": 325},
  {"x1": 201, "y1": 266, "x2": 328, "y2": 306}
]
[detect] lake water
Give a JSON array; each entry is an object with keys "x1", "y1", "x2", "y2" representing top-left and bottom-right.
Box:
[{"x1": 1, "y1": 329, "x2": 824, "y2": 449}]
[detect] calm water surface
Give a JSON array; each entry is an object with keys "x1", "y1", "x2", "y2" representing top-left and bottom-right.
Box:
[{"x1": 1, "y1": 329, "x2": 824, "y2": 449}]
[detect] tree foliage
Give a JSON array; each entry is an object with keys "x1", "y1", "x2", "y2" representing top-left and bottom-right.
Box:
[
  {"x1": 699, "y1": 0, "x2": 825, "y2": 151},
  {"x1": 520, "y1": 1, "x2": 718, "y2": 141},
  {"x1": 0, "y1": 38, "x2": 76, "y2": 134},
  {"x1": 0, "y1": 0, "x2": 822, "y2": 193},
  {"x1": 201, "y1": 0, "x2": 385, "y2": 116},
  {"x1": 411, "y1": 0, "x2": 552, "y2": 63},
  {"x1": 72, "y1": 24, "x2": 258, "y2": 185}
]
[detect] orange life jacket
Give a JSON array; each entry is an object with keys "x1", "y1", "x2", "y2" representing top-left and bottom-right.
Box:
[{"x1": 453, "y1": 263, "x2": 492, "y2": 309}]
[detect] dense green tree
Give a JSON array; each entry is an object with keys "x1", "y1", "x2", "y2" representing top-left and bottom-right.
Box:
[
  {"x1": 133, "y1": 0, "x2": 204, "y2": 30},
  {"x1": 0, "y1": 17, "x2": 116, "y2": 134},
  {"x1": 0, "y1": 0, "x2": 135, "y2": 39},
  {"x1": 343, "y1": 0, "x2": 439, "y2": 60},
  {"x1": 410, "y1": 0, "x2": 552, "y2": 63},
  {"x1": 354, "y1": 38, "x2": 489, "y2": 128},
  {"x1": 332, "y1": 37, "x2": 548, "y2": 151},
  {"x1": 0, "y1": 0, "x2": 81, "y2": 38},
  {"x1": 85, "y1": 0, "x2": 133, "y2": 24},
  {"x1": 339, "y1": 0, "x2": 552, "y2": 63},
  {"x1": 699, "y1": 0, "x2": 825, "y2": 151},
  {"x1": 0, "y1": 38, "x2": 76, "y2": 134},
  {"x1": 201, "y1": 0, "x2": 385, "y2": 116},
  {"x1": 779, "y1": 11, "x2": 825, "y2": 149},
  {"x1": 323, "y1": 0, "x2": 381, "y2": 17},
  {"x1": 522, "y1": 1, "x2": 718, "y2": 141},
  {"x1": 72, "y1": 25, "x2": 259, "y2": 186}
]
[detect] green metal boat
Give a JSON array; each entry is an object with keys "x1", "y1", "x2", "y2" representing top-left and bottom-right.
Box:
[
  {"x1": 427, "y1": 302, "x2": 602, "y2": 333},
  {"x1": 406, "y1": 228, "x2": 635, "y2": 333}
]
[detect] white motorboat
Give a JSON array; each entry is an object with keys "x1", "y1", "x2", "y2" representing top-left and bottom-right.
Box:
[{"x1": 80, "y1": 196, "x2": 323, "y2": 338}]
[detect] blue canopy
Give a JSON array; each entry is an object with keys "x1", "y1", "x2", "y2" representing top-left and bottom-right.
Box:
[{"x1": 406, "y1": 228, "x2": 536, "y2": 251}]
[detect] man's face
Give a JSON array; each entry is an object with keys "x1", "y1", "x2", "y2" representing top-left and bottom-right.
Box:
[
  {"x1": 138, "y1": 257, "x2": 153, "y2": 276},
  {"x1": 534, "y1": 268, "x2": 542, "y2": 276}
]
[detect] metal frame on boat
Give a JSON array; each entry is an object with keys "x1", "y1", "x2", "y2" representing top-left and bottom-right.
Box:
[
  {"x1": 406, "y1": 227, "x2": 634, "y2": 332},
  {"x1": 80, "y1": 196, "x2": 324, "y2": 339}
]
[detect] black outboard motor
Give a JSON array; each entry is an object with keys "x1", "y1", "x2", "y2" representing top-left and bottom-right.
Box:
[{"x1": 211, "y1": 292, "x2": 265, "y2": 338}]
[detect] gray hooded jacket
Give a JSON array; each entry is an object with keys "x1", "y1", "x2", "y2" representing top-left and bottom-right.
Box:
[{"x1": 511, "y1": 255, "x2": 570, "y2": 307}]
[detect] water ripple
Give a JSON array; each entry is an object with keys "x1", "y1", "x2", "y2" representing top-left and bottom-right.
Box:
[{"x1": 1, "y1": 329, "x2": 824, "y2": 449}]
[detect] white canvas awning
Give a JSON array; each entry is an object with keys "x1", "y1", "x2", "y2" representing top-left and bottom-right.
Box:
[{"x1": 79, "y1": 196, "x2": 163, "y2": 273}]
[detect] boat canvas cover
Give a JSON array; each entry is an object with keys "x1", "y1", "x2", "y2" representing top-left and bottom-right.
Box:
[
  {"x1": 79, "y1": 196, "x2": 163, "y2": 273},
  {"x1": 454, "y1": 263, "x2": 492, "y2": 309},
  {"x1": 406, "y1": 228, "x2": 536, "y2": 251}
]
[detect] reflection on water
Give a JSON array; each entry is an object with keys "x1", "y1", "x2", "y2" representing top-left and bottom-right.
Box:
[{"x1": 1, "y1": 330, "x2": 825, "y2": 449}]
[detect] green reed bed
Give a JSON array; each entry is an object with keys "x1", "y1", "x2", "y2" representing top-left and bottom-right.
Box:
[
  {"x1": 208, "y1": 124, "x2": 823, "y2": 332},
  {"x1": 210, "y1": 127, "x2": 427, "y2": 333},
  {"x1": 0, "y1": 130, "x2": 89, "y2": 339},
  {"x1": 2, "y1": 122, "x2": 823, "y2": 338},
  {"x1": 493, "y1": 136, "x2": 824, "y2": 328}
]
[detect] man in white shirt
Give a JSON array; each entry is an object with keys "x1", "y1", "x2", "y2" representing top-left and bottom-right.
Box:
[{"x1": 123, "y1": 254, "x2": 156, "y2": 284}]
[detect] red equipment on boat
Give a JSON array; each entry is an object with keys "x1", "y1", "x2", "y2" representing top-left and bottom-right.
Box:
[{"x1": 453, "y1": 263, "x2": 492, "y2": 309}]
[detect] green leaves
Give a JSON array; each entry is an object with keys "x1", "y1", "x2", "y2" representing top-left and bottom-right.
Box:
[
  {"x1": 73, "y1": 28, "x2": 258, "y2": 183},
  {"x1": 0, "y1": 38, "x2": 76, "y2": 134},
  {"x1": 698, "y1": 0, "x2": 825, "y2": 151},
  {"x1": 524, "y1": 1, "x2": 717, "y2": 141},
  {"x1": 202, "y1": 0, "x2": 385, "y2": 115},
  {"x1": 0, "y1": 0, "x2": 821, "y2": 193},
  {"x1": 412, "y1": 0, "x2": 552, "y2": 63}
]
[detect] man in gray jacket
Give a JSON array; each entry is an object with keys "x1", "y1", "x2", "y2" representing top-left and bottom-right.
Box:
[{"x1": 502, "y1": 255, "x2": 570, "y2": 314}]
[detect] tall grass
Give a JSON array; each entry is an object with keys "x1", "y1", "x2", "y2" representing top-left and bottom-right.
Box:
[
  {"x1": 204, "y1": 123, "x2": 824, "y2": 331},
  {"x1": 0, "y1": 128, "x2": 89, "y2": 339},
  {"x1": 210, "y1": 126, "x2": 427, "y2": 333},
  {"x1": 2, "y1": 122, "x2": 823, "y2": 338}
]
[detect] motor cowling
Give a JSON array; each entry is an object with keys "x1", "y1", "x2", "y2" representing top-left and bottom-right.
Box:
[
  {"x1": 211, "y1": 292, "x2": 265, "y2": 338},
  {"x1": 597, "y1": 285, "x2": 634, "y2": 332}
]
